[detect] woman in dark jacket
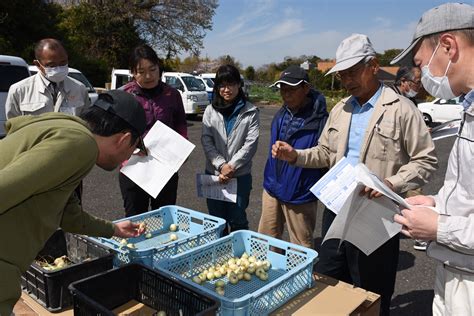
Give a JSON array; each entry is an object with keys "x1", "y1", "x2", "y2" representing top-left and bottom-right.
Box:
[{"x1": 120, "y1": 44, "x2": 187, "y2": 216}]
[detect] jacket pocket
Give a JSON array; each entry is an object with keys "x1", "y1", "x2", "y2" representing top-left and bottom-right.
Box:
[
  {"x1": 371, "y1": 123, "x2": 400, "y2": 161},
  {"x1": 327, "y1": 127, "x2": 339, "y2": 153},
  {"x1": 19, "y1": 102, "x2": 47, "y2": 113}
]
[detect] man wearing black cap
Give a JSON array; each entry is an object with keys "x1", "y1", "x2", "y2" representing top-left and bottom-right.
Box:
[
  {"x1": 392, "y1": 3, "x2": 474, "y2": 314},
  {"x1": 258, "y1": 65, "x2": 328, "y2": 248},
  {"x1": 0, "y1": 90, "x2": 147, "y2": 315}
]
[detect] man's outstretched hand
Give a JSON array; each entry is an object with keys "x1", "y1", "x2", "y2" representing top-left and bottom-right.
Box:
[
  {"x1": 113, "y1": 220, "x2": 145, "y2": 238},
  {"x1": 272, "y1": 141, "x2": 297, "y2": 163}
]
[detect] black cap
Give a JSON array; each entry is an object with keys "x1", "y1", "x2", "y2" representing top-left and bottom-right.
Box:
[
  {"x1": 93, "y1": 90, "x2": 146, "y2": 135},
  {"x1": 271, "y1": 65, "x2": 309, "y2": 87},
  {"x1": 93, "y1": 90, "x2": 147, "y2": 155}
]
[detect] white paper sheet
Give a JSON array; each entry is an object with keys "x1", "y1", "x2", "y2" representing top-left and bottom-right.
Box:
[
  {"x1": 121, "y1": 121, "x2": 195, "y2": 198},
  {"x1": 311, "y1": 158, "x2": 412, "y2": 255},
  {"x1": 196, "y1": 174, "x2": 237, "y2": 203},
  {"x1": 323, "y1": 183, "x2": 403, "y2": 256}
]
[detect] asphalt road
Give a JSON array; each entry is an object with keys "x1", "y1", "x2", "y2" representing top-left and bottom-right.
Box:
[{"x1": 82, "y1": 104, "x2": 455, "y2": 315}]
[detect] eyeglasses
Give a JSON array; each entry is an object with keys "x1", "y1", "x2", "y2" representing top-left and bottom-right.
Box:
[
  {"x1": 218, "y1": 82, "x2": 239, "y2": 89},
  {"x1": 335, "y1": 62, "x2": 368, "y2": 80}
]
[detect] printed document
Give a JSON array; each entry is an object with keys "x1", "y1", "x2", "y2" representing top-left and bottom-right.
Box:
[
  {"x1": 430, "y1": 119, "x2": 461, "y2": 141},
  {"x1": 196, "y1": 174, "x2": 237, "y2": 203},
  {"x1": 309, "y1": 158, "x2": 357, "y2": 214},
  {"x1": 121, "y1": 121, "x2": 195, "y2": 198},
  {"x1": 311, "y1": 157, "x2": 410, "y2": 255}
]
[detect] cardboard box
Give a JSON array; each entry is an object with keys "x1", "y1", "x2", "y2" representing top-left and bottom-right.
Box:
[
  {"x1": 15, "y1": 273, "x2": 379, "y2": 316},
  {"x1": 13, "y1": 292, "x2": 73, "y2": 316},
  {"x1": 112, "y1": 300, "x2": 158, "y2": 316},
  {"x1": 271, "y1": 273, "x2": 380, "y2": 316}
]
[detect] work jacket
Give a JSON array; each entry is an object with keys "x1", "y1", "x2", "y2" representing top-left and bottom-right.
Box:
[
  {"x1": 295, "y1": 86, "x2": 438, "y2": 194},
  {"x1": 429, "y1": 99, "x2": 474, "y2": 273}
]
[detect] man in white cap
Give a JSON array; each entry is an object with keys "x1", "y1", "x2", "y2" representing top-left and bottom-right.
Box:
[
  {"x1": 391, "y1": 3, "x2": 474, "y2": 315},
  {"x1": 272, "y1": 33, "x2": 438, "y2": 315}
]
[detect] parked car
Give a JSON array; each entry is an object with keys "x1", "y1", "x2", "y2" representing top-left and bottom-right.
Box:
[
  {"x1": 110, "y1": 69, "x2": 209, "y2": 117},
  {"x1": 418, "y1": 96, "x2": 464, "y2": 125},
  {"x1": 110, "y1": 68, "x2": 133, "y2": 90},
  {"x1": 29, "y1": 65, "x2": 98, "y2": 104},
  {"x1": 162, "y1": 72, "x2": 209, "y2": 117},
  {"x1": 195, "y1": 76, "x2": 214, "y2": 102},
  {"x1": 0, "y1": 55, "x2": 31, "y2": 138}
]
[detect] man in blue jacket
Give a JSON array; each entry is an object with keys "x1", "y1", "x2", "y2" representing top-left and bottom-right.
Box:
[{"x1": 258, "y1": 65, "x2": 328, "y2": 248}]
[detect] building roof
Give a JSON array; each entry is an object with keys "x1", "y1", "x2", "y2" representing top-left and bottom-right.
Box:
[{"x1": 317, "y1": 60, "x2": 336, "y2": 73}]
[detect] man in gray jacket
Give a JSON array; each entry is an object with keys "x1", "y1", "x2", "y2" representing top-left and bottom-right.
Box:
[
  {"x1": 6, "y1": 38, "x2": 89, "y2": 118},
  {"x1": 392, "y1": 3, "x2": 474, "y2": 315}
]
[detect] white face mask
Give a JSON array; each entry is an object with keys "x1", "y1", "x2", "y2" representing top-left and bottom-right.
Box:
[
  {"x1": 405, "y1": 88, "x2": 418, "y2": 98},
  {"x1": 41, "y1": 64, "x2": 69, "y2": 83},
  {"x1": 421, "y1": 42, "x2": 456, "y2": 100}
]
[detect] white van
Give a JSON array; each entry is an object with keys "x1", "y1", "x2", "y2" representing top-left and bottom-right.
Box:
[
  {"x1": 0, "y1": 55, "x2": 31, "y2": 138},
  {"x1": 161, "y1": 72, "x2": 209, "y2": 116},
  {"x1": 110, "y1": 68, "x2": 133, "y2": 91},
  {"x1": 29, "y1": 65, "x2": 99, "y2": 104},
  {"x1": 110, "y1": 69, "x2": 209, "y2": 116},
  {"x1": 196, "y1": 75, "x2": 214, "y2": 102}
]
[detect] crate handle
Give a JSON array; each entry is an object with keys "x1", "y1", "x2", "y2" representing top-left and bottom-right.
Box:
[
  {"x1": 269, "y1": 245, "x2": 286, "y2": 256},
  {"x1": 288, "y1": 246, "x2": 307, "y2": 255},
  {"x1": 191, "y1": 217, "x2": 203, "y2": 225}
]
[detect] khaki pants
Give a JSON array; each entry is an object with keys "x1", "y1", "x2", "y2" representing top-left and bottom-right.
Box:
[
  {"x1": 433, "y1": 264, "x2": 474, "y2": 315},
  {"x1": 258, "y1": 190, "x2": 317, "y2": 248},
  {"x1": 0, "y1": 260, "x2": 22, "y2": 316}
]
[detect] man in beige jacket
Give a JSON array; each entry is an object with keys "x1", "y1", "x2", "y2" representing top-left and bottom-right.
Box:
[{"x1": 273, "y1": 34, "x2": 438, "y2": 316}]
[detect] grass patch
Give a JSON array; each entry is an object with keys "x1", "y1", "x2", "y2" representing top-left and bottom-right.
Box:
[{"x1": 248, "y1": 82, "x2": 345, "y2": 112}]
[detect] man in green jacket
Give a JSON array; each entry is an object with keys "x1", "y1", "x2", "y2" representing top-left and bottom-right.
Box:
[{"x1": 0, "y1": 90, "x2": 148, "y2": 315}]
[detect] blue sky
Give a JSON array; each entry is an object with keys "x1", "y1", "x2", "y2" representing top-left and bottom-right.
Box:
[{"x1": 198, "y1": 0, "x2": 470, "y2": 68}]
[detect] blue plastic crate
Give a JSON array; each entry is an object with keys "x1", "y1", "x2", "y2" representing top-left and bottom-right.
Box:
[
  {"x1": 155, "y1": 230, "x2": 318, "y2": 316},
  {"x1": 90, "y1": 205, "x2": 226, "y2": 267}
]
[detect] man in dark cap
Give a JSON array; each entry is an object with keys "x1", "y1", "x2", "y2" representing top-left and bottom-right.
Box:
[
  {"x1": 258, "y1": 65, "x2": 328, "y2": 248},
  {"x1": 0, "y1": 90, "x2": 147, "y2": 315}
]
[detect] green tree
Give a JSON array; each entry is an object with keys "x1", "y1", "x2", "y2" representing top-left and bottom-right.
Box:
[
  {"x1": 132, "y1": 0, "x2": 218, "y2": 57},
  {"x1": 0, "y1": 0, "x2": 64, "y2": 61},
  {"x1": 377, "y1": 49, "x2": 403, "y2": 66},
  {"x1": 244, "y1": 66, "x2": 255, "y2": 80},
  {"x1": 215, "y1": 55, "x2": 242, "y2": 70}
]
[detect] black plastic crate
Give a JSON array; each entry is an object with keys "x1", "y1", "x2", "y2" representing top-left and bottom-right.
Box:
[
  {"x1": 69, "y1": 264, "x2": 219, "y2": 316},
  {"x1": 21, "y1": 230, "x2": 114, "y2": 312}
]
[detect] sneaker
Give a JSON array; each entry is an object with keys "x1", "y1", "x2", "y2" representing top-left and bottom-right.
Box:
[{"x1": 414, "y1": 240, "x2": 428, "y2": 251}]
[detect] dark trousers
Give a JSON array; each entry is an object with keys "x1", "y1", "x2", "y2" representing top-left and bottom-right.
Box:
[
  {"x1": 206, "y1": 174, "x2": 251, "y2": 235},
  {"x1": 316, "y1": 208, "x2": 399, "y2": 316},
  {"x1": 119, "y1": 172, "x2": 179, "y2": 217}
]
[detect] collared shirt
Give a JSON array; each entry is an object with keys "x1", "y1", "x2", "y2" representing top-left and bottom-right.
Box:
[
  {"x1": 278, "y1": 100, "x2": 312, "y2": 142},
  {"x1": 345, "y1": 84, "x2": 383, "y2": 166},
  {"x1": 462, "y1": 89, "x2": 474, "y2": 110}
]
